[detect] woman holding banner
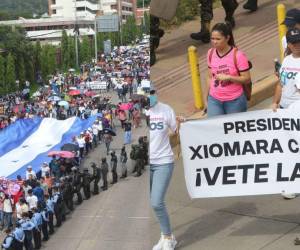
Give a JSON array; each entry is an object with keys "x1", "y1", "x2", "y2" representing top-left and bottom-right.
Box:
[
  {"x1": 149, "y1": 88, "x2": 184, "y2": 250},
  {"x1": 204, "y1": 23, "x2": 252, "y2": 117},
  {"x1": 272, "y1": 28, "x2": 300, "y2": 112}
]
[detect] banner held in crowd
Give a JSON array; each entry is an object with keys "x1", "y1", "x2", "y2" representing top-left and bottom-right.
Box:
[{"x1": 180, "y1": 101, "x2": 300, "y2": 198}]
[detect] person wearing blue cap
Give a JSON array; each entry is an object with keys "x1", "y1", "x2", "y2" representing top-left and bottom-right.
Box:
[
  {"x1": 45, "y1": 194, "x2": 54, "y2": 235},
  {"x1": 13, "y1": 222, "x2": 25, "y2": 250},
  {"x1": 20, "y1": 212, "x2": 35, "y2": 250},
  {"x1": 2, "y1": 228, "x2": 16, "y2": 250},
  {"x1": 281, "y1": 9, "x2": 300, "y2": 51},
  {"x1": 31, "y1": 207, "x2": 42, "y2": 249}
]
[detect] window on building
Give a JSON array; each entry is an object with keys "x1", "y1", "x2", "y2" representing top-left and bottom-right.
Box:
[
  {"x1": 52, "y1": 0, "x2": 56, "y2": 4},
  {"x1": 53, "y1": 9, "x2": 57, "y2": 14}
]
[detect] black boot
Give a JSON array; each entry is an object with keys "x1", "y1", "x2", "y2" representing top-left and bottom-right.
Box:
[
  {"x1": 190, "y1": 21, "x2": 210, "y2": 43},
  {"x1": 224, "y1": 0, "x2": 238, "y2": 28},
  {"x1": 243, "y1": 0, "x2": 258, "y2": 12}
]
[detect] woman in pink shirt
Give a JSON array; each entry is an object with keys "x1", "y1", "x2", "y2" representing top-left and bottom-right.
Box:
[{"x1": 204, "y1": 23, "x2": 252, "y2": 117}]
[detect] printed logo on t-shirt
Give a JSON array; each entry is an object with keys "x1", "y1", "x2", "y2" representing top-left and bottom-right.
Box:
[
  {"x1": 280, "y1": 67, "x2": 298, "y2": 86},
  {"x1": 150, "y1": 117, "x2": 164, "y2": 131},
  {"x1": 213, "y1": 64, "x2": 232, "y2": 87}
]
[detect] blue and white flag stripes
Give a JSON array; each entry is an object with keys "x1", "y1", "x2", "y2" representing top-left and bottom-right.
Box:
[{"x1": 0, "y1": 116, "x2": 98, "y2": 179}]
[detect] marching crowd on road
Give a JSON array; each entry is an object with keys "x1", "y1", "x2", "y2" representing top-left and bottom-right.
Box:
[{"x1": 0, "y1": 39, "x2": 150, "y2": 249}]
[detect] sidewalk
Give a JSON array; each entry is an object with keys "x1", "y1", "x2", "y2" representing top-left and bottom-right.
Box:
[{"x1": 151, "y1": 0, "x2": 300, "y2": 115}]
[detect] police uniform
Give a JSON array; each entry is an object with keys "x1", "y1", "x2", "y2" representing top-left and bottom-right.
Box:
[
  {"x1": 20, "y1": 218, "x2": 35, "y2": 250},
  {"x1": 2, "y1": 233, "x2": 15, "y2": 250},
  {"x1": 120, "y1": 148, "x2": 128, "y2": 178},
  {"x1": 31, "y1": 211, "x2": 42, "y2": 249},
  {"x1": 110, "y1": 152, "x2": 118, "y2": 184},
  {"x1": 53, "y1": 190, "x2": 63, "y2": 227},
  {"x1": 13, "y1": 226, "x2": 24, "y2": 250},
  {"x1": 91, "y1": 163, "x2": 101, "y2": 195},
  {"x1": 100, "y1": 158, "x2": 109, "y2": 191},
  {"x1": 82, "y1": 168, "x2": 92, "y2": 199},
  {"x1": 190, "y1": 0, "x2": 239, "y2": 42},
  {"x1": 46, "y1": 198, "x2": 54, "y2": 234},
  {"x1": 41, "y1": 209, "x2": 49, "y2": 241},
  {"x1": 71, "y1": 168, "x2": 83, "y2": 204}
]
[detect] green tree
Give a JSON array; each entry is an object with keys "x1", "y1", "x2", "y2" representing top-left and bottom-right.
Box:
[
  {"x1": 80, "y1": 36, "x2": 91, "y2": 64},
  {"x1": 0, "y1": 55, "x2": 5, "y2": 94},
  {"x1": 34, "y1": 40, "x2": 42, "y2": 77},
  {"x1": 17, "y1": 56, "x2": 25, "y2": 88},
  {"x1": 40, "y1": 46, "x2": 49, "y2": 80},
  {"x1": 61, "y1": 30, "x2": 69, "y2": 70},
  {"x1": 5, "y1": 53, "x2": 16, "y2": 92},
  {"x1": 68, "y1": 36, "x2": 76, "y2": 69}
]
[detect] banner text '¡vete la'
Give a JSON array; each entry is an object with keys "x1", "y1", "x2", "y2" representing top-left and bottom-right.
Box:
[
  {"x1": 195, "y1": 162, "x2": 300, "y2": 186},
  {"x1": 224, "y1": 118, "x2": 300, "y2": 134}
]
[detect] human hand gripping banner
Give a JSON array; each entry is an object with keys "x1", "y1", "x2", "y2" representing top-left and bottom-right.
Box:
[{"x1": 179, "y1": 101, "x2": 300, "y2": 198}]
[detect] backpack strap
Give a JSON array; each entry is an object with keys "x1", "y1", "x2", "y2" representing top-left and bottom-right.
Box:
[
  {"x1": 208, "y1": 48, "x2": 215, "y2": 66},
  {"x1": 233, "y1": 47, "x2": 239, "y2": 75}
]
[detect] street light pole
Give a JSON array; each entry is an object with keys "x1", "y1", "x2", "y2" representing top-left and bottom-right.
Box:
[
  {"x1": 74, "y1": 0, "x2": 79, "y2": 68},
  {"x1": 118, "y1": 0, "x2": 122, "y2": 45},
  {"x1": 94, "y1": 19, "x2": 98, "y2": 63}
]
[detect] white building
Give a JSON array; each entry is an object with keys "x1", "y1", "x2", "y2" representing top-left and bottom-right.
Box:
[
  {"x1": 0, "y1": 16, "x2": 95, "y2": 45},
  {"x1": 48, "y1": 0, "x2": 136, "y2": 22}
]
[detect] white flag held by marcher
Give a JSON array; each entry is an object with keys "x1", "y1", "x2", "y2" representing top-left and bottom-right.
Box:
[{"x1": 180, "y1": 101, "x2": 300, "y2": 198}]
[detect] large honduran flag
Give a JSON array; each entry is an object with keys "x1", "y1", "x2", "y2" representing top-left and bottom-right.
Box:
[{"x1": 0, "y1": 116, "x2": 98, "y2": 179}]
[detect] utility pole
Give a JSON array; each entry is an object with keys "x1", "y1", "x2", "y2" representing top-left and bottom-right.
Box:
[
  {"x1": 94, "y1": 19, "x2": 98, "y2": 63},
  {"x1": 74, "y1": 0, "x2": 79, "y2": 68},
  {"x1": 118, "y1": 0, "x2": 122, "y2": 45}
]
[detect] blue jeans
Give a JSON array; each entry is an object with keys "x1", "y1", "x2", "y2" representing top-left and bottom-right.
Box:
[
  {"x1": 124, "y1": 130, "x2": 132, "y2": 144},
  {"x1": 207, "y1": 94, "x2": 247, "y2": 117},
  {"x1": 150, "y1": 163, "x2": 174, "y2": 236}
]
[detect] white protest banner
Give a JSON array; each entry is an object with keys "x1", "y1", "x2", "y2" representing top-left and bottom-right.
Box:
[
  {"x1": 180, "y1": 102, "x2": 300, "y2": 198},
  {"x1": 88, "y1": 81, "x2": 107, "y2": 90}
]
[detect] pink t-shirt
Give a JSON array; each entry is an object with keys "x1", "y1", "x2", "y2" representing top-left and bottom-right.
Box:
[{"x1": 207, "y1": 47, "x2": 250, "y2": 101}]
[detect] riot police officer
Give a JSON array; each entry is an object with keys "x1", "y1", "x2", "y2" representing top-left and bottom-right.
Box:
[
  {"x1": 150, "y1": 15, "x2": 165, "y2": 66},
  {"x1": 100, "y1": 157, "x2": 109, "y2": 191},
  {"x1": 82, "y1": 168, "x2": 92, "y2": 199},
  {"x1": 190, "y1": 0, "x2": 239, "y2": 43},
  {"x1": 91, "y1": 162, "x2": 101, "y2": 195},
  {"x1": 243, "y1": 0, "x2": 258, "y2": 11},
  {"x1": 120, "y1": 146, "x2": 128, "y2": 178},
  {"x1": 63, "y1": 176, "x2": 74, "y2": 211},
  {"x1": 52, "y1": 186, "x2": 63, "y2": 227},
  {"x1": 71, "y1": 167, "x2": 83, "y2": 204},
  {"x1": 110, "y1": 151, "x2": 118, "y2": 184}
]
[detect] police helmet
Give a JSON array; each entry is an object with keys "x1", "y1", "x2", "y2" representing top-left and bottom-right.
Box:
[
  {"x1": 90, "y1": 162, "x2": 97, "y2": 168},
  {"x1": 83, "y1": 168, "x2": 89, "y2": 172}
]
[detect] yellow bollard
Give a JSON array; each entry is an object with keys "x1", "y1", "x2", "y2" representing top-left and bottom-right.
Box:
[
  {"x1": 188, "y1": 46, "x2": 203, "y2": 110},
  {"x1": 277, "y1": 4, "x2": 287, "y2": 62}
]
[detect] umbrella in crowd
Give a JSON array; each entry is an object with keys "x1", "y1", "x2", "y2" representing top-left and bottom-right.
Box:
[
  {"x1": 103, "y1": 128, "x2": 116, "y2": 136},
  {"x1": 61, "y1": 143, "x2": 79, "y2": 152},
  {"x1": 69, "y1": 90, "x2": 81, "y2": 96},
  {"x1": 58, "y1": 100, "x2": 69, "y2": 109},
  {"x1": 48, "y1": 95, "x2": 61, "y2": 102},
  {"x1": 119, "y1": 103, "x2": 132, "y2": 111},
  {"x1": 48, "y1": 150, "x2": 75, "y2": 158}
]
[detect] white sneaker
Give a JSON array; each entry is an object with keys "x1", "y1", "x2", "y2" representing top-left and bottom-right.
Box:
[
  {"x1": 152, "y1": 235, "x2": 164, "y2": 250},
  {"x1": 162, "y1": 235, "x2": 177, "y2": 250}
]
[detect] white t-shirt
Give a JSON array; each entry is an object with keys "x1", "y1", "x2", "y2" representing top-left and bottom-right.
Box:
[
  {"x1": 77, "y1": 137, "x2": 85, "y2": 148},
  {"x1": 149, "y1": 102, "x2": 177, "y2": 165},
  {"x1": 279, "y1": 54, "x2": 300, "y2": 108},
  {"x1": 41, "y1": 166, "x2": 50, "y2": 177},
  {"x1": 26, "y1": 195, "x2": 38, "y2": 210}
]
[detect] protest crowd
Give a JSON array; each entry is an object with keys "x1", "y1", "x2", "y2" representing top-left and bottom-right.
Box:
[{"x1": 0, "y1": 37, "x2": 150, "y2": 249}]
